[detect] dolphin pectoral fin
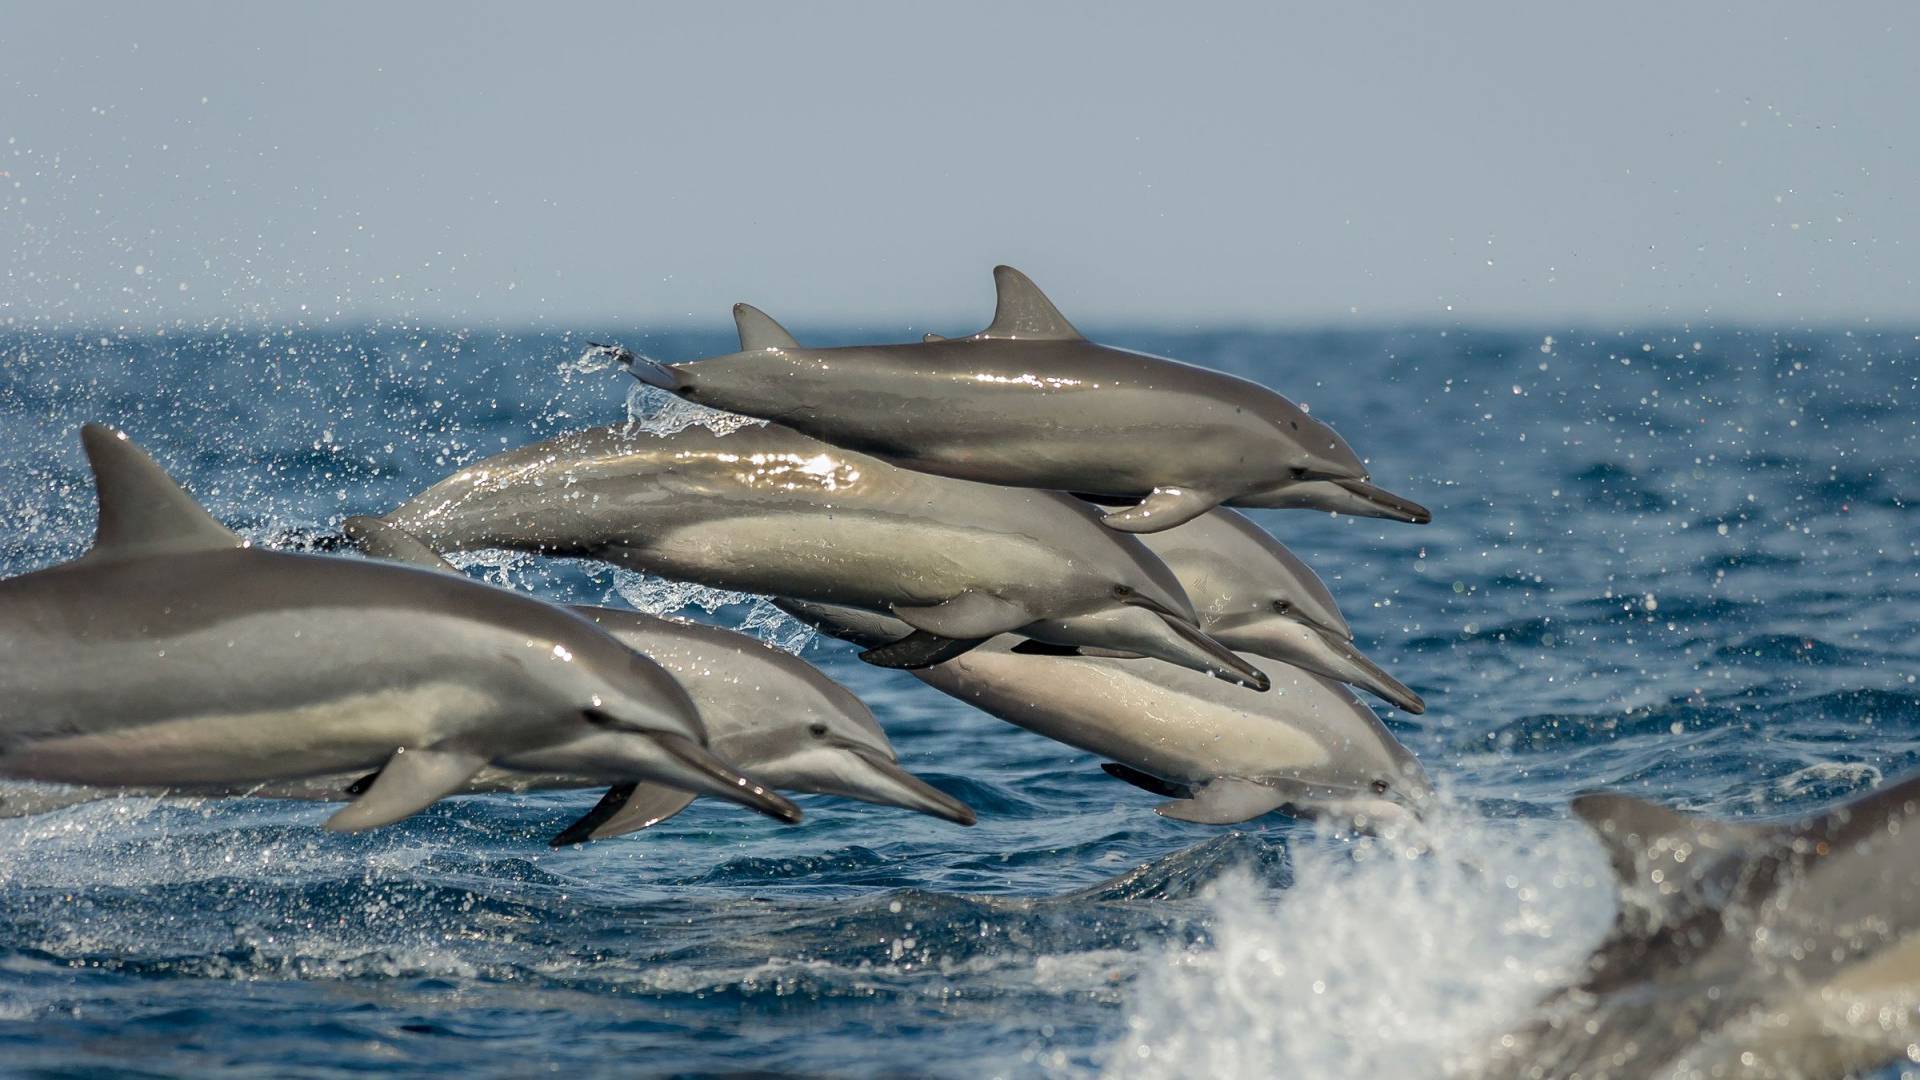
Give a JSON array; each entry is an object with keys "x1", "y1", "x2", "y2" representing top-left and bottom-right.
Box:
[
  {"x1": 1155, "y1": 778, "x2": 1288, "y2": 825},
  {"x1": 1100, "y1": 487, "x2": 1217, "y2": 533},
  {"x1": 550, "y1": 783, "x2": 638, "y2": 847},
  {"x1": 342, "y1": 516, "x2": 463, "y2": 574},
  {"x1": 1101, "y1": 763, "x2": 1195, "y2": 800},
  {"x1": 581, "y1": 783, "x2": 699, "y2": 842},
  {"x1": 1009, "y1": 639, "x2": 1082, "y2": 658},
  {"x1": 734, "y1": 303, "x2": 801, "y2": 350},
  {"x1": 324, "y1": 747, "x2": 487, "y2": 832},
  {"x1": 549, "y1": 781, "x2": 701, "y2": 846},
  {"x1": 860, "y1": 631, "x2": 989, "y2": 669},
  {"x1": 893, "y1": 592, "x2": 1031, "y2": 639},
  {"x1": 343, "y1": 769, "x2": 382, "y2": 796}
]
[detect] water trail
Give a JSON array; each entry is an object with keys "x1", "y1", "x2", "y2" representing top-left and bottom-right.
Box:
[{"x1": 1104, "y1": 807, "x2": 1615, "y2": 1079}]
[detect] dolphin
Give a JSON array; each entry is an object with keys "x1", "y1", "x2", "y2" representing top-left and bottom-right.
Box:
[
  {"x1": 344, "y1": 516, "x2": 975, "y2": 841},
  {"x1": 1464, "y1": 772, "x2": 1920, "y2": 1079},
  {"x1": 1129, "y1": 508, "x2": 1424, "y2": 713},
  {"x1": 369, "y1": 420, "x2": 1270, "y2": 690},
  {"x1": 611, "y1": 266, "x2": 1429, "y2": 533},
  {"x1": 776, "y1": 600, "x2": 1431, "y2": 831},
  {"x1": 0, "y1": 425, "x2": 800, "y2": 832}
]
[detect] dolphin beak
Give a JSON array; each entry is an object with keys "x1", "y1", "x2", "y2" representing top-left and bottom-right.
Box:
[
  {"x1": 1334, "y1": 479, "x2": 1431, "y2": 525},
  {"x1": 648, "y1": 732, "x2": 803, "y2": 824},
  {"x1": 1215, "y1": 616, "x2": 1424, "y2": 713},
  {"x1": 838, "y1": 748, "x2": 977, "y2": 826},
  {"x1": 1324, "y1": 634, "x2": 1425, "y2": 714},
  {"x1": 1150, "y1": 613, "x2": 1272, "y2": 692}
]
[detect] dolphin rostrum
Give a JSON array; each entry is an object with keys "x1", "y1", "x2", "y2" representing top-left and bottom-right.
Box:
[
  {"x1": 613, "y1": 266, "x2": 1429, "y2": 533},
  {"x1": 777, "y1": 600, "x2": 1431, "y2": 831},
  {"x1": 343, "y1": 516, "x2": 975, "y2": 842},
  {"x1": 0, "y1": 425, "x2": 800, "y2": 832},
  {"x1": 1130, "y1": 508, "x2": 1424, "y2": 713},
  {"x1": 368, "y1": 420, "x2": 1269, "y2": 690},
  {"x1": 1465, "y1": 772, "x2": 1920, "y2": 1079}
]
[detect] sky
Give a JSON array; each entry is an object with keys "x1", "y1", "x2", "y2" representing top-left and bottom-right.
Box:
[{"x1": 3, "y1": 2, "x2": 1916, "y2": 329}]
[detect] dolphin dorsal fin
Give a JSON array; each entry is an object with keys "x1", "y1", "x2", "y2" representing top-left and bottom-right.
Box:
[
  {"x1": 342, "y1": 515, "x2": 462, "y2": 574},
  {"x1": 79, "y1": 424, "x2": 241, "y2": 561},
  {"x1": 1571, "y1": 792, "x2": 1775, "y2": 911},
  {"x1": 1573, "y1": 793, "x2": 1755, "y2": 882},
  {"x1": 976, "y1": 265, "x2": 1083, "y2": 341},
  {"x1": 733, "y1": 303, "x2": 800, "y2": 351}
]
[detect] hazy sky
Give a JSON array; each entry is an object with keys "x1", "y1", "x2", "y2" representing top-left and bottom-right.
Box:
[{"x1": 4, "y1": 2, "x2": 1915, "y2": 329}]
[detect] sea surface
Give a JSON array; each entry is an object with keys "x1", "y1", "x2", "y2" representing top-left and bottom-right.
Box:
[{"x1": 2, "y1": 324, "x2": 1918, "y2": 1078}]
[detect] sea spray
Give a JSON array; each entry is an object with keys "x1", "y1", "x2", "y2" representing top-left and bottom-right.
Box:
[{"x1": 1105, "y1": 808, "x2": 1616, "y2": 1079}]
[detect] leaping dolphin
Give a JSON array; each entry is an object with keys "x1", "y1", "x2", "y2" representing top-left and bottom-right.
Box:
[
  {"x1": 344, "y1": 516, "x2": 975, "y2": 842},
  {"x1": 614, "y1": 266, "x2": 1428, "y2": 533},
  {"x1": 0, "y1": 425, "x2": 800, "y2": 832},
  {"x1": 1130, "y1": 508, "x2": 1423, "y2": 713},
  {"x1": 1465, "y1": 772, "x2": 1920, "y2": 1079},
  {"x1": 776, "y1": 600, "x2": 1431, "y2": 831},
  {"x1": 368, "y1": 420, "x2": 1270, "y2": 690}
]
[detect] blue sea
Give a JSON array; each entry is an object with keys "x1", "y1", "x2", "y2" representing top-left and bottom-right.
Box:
[{"x1": 2, "y1": 325, "x2": 1918, "y2": 1078}]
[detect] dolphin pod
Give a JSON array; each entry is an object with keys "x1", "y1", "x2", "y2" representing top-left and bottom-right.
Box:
[
  {"x1": 367, "y1": 420, "x2": 1272, "y2": 690},
  {"x1": 618, "y1": 265, "x2": 1429, "y2": 533},
  {"x1": 773, "y1": 599, "x2": 1430, "y2": 832},
  {"x1": 1463, "y1": 771, "x2": 1920, "y2": 1079},
  {"x1": 343, "y1": 516, "x2": 975, "y2": 841},
  {"x1": 0, "y1": 426, "x2": 801, "y2": 831},
  {"x1": 1127, "y1": 507, "x2": 1424, "y2": 713}
]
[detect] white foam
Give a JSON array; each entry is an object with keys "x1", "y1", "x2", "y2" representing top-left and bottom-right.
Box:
[
  {"x1": 1104, "y1": 809, "x2": 1616, "y2": 1079},
  {"x1": 610, "y1": 566, "x2": 817, "y2": 655},
  {"x1": 624, "y1": 380, "x2": 766, "y2": 437}
]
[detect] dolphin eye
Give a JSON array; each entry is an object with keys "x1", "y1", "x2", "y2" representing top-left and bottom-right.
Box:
[
  {"x1": 1112, "y1": 584, "x2": 1134, "y2": 599},
  {"x1": 1290, "y1": 467, "x2": 1310, "y2": 481},
  {"x1": 1371, "y1": 779, "x2": 1391, "y2": 795},
  {"x1": 1271, "y1": 599, "x2": 1291, "y2": 615},
  {"x1": 808, "y1": 722, "x2": 829, "y2": 738}
]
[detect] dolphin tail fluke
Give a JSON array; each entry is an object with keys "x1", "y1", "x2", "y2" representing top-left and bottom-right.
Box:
[
  {"x1": 860, "y1": 630, "x2": 989, "y2": 669},
  {"x1": 1100, "y1": 487, "x2": 1217, "y2": 533},
  {"x1": 1155, "y1": 778, "x2": 1287, "y2": 825},
  {"x1": 591, "y1": 342, "x2": 680, "y2": 392},
  {"x1": 551, "y1": 782, "x2": 698, "y2": 846},
  {"x1": 733, "y1": 303, "x2": 800, "y2": 351},
  {"x1": 325, "y1": 746, "x2": 487, "y2": 831}
]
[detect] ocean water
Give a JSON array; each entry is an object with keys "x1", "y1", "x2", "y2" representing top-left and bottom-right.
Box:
[{"x1": 1, "y1": 324, "x2": 1918, "y2": 1078}]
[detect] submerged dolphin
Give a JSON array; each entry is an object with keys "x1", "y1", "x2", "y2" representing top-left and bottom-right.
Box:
[
  {"x1": 1466, "y1": 772, "x2": 1920, "y2": 1079},
  {"x1": 778, "y1": 601, "x2": 1431, "y2": 830},
  {"x1": 615, "y1": 266, "x2": 1428, "y2": 533},
  {"x1": 369, "y1": 420, "x2": 1269, "y2": 690},
  {"x1": 0, "y1": 425, "x2": 800, "y2": 831},
  {"x1": 1130, "y1": 508, "x2": 1424, "y2": 713},
  {"x1": 344, "y1": 516, "x2": 974, "y2": 842}
]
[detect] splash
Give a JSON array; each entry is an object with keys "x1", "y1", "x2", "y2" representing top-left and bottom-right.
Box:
[
  {"x1": 610, "y1": 567, "x2": 817, "y2": 654},
  {"x1": 624, "y1": 381, "x2": 767, "y2": 437},
  {"x1": 1104, "y1": 809, "x2": 1615, "y2": 1079}
]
